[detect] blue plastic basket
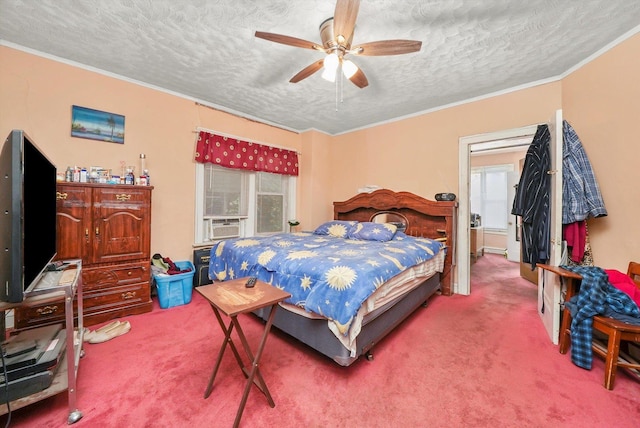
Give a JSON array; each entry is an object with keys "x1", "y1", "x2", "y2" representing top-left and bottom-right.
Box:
[{"x1": 153, "y1": 261, "x2": 195, "y2": 309}]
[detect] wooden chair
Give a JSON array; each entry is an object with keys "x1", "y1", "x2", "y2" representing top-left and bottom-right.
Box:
[{"x1": 537, "y1": 262, "x2": 640, "y2": 390}]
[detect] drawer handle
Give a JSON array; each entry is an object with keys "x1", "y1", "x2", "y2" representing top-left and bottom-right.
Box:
[
  {"x1": 122, "y1": 291, "x2": 137, "y2": 300},
  {"x1": 116, "y1": 194, "x2": 132, "y2": 201},
  {"x1": 37, "y1": 305, "x2": 59, "y2": 316},
  {"x1": 56, "y1": 192, "x2": 68, "y2": 200}
]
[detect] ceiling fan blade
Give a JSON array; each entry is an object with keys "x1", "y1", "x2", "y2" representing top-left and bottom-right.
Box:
[
  {"x1": 255, "y1": 31, "x2": 323, "y2": 51},
  {"x1": 333, "y1": 0, "x2": 360, "y2": 47},
  {"x1": 352, "y1": 40, "x2": 422, "y2": 56},
  {"x1": 348, "y1": 67, "x2": 368, "y2": 88},
  {"x1": 289, "y1": 59, "x2": 325, "y2": 83}
]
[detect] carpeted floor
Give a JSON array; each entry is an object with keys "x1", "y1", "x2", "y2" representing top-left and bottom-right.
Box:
[{"x1": 3, "y1": 254, "x2": 639, "y2": 427}]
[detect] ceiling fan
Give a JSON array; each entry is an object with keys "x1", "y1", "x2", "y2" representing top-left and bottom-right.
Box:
[{"x1": 255, "y1": 0, "x2": 422, "y2": 89}]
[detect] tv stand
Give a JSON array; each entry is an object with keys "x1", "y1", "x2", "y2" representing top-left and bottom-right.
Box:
[{"x1": 0, "y1": 260, "x2": 84, "y2": 424}]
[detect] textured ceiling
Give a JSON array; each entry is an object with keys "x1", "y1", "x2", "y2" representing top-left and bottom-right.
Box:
[{"x1": 1, "y1": 0, "x2": 639, "y2": 135}]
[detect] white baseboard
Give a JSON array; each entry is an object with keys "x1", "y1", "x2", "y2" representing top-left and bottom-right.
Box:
[{"x1": 483, "y1": 247, "x2": 507, "y2": 255}]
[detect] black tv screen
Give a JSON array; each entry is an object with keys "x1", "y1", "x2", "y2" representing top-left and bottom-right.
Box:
[{"x1": 0, "y1": 130, "x2": 57, "y2": 303}]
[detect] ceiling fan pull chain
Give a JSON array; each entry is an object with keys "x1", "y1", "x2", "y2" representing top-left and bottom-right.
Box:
[
  {"x1": 335, "y1": 75, "x2": 339, "y2": 112},
  {"x1": 340, "y1": 66, "x2": 344, "y2": 104}
]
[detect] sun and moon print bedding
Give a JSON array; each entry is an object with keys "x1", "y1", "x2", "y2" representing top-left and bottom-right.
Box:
[{"x1": 208, "y1": 220, "x2": 444, "y2": 336}]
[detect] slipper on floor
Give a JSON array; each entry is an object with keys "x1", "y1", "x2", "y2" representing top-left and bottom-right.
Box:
[
  {"x1": 88, "y1": 321, "x2": 131, "y2": 344},
  {"x1": 83, "y1": 321, "x2": 121, "y2": 342}
]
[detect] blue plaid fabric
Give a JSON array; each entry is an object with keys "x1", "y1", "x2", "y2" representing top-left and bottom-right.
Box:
[
  {"x1": 561, "y1": 265, "x2": 640, "y2": 369},
  {"x1": 562, "y1": 121, "x2": 607, "y2": 224}
]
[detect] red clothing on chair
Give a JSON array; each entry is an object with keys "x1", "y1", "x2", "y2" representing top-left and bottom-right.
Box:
[{"x1": 606, "y1": 268, "x2": 640, "y2": 307}]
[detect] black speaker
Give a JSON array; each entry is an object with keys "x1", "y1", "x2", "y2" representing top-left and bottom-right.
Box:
[
  {"x1": 435, "y1": 192, "x2": 456, "y2": 201},
  {"x1": 193, "y1": 247, "x2": 213, "y2": 287}
]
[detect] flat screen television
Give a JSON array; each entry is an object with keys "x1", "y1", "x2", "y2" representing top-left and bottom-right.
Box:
[{"x1": 0, "y1": 130, "x2": 57, "y2": 303}]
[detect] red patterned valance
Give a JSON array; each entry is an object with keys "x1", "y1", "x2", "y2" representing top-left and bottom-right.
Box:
[{"x1": 195, "y1": 131, "x2": 299, "y2": 176}]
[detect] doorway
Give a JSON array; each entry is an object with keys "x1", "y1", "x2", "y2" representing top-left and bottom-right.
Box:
[
  {"x1": 459, "y1": 112, "x2": 564, "y2": 345},
  {"x1": 469, "y1": 144, "x2": 530, "y2": 266},
  {"x1": 457, "y1": 125, "x2": 538, "y2": 295}
]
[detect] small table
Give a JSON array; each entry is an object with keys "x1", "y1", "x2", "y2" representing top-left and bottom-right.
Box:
[
  {"x1": 0, "y1": 260, "x2": 84, "y2": 424},
  {"x1": 196, "y1": 278, "x2": 291, "y2": 428},
  {"x1": 470, "y1": 226, "x2": 484, "y2": 263}
]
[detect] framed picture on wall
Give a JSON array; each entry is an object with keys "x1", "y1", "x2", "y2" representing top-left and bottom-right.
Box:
[{"x1": 71, "y1": 105, "x2": 125, "y2": 144}]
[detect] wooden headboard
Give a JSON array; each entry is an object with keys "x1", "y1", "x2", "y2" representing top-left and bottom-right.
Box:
[{"x1": 333, "y1": 189, "x2": 458, "y2": 296}]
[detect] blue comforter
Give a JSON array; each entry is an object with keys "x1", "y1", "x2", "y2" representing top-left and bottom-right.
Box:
[{"x1": 208, "y1": 231, "x2": 444, "y2": 335}]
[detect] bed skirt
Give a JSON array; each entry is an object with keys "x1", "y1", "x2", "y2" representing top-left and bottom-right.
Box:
[{"x1": 252, "y1": 272, "x2": 441, "y2": 366}]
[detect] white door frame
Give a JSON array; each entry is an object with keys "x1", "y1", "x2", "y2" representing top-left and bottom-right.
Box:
[
  {"x1": 457, "y1": 125, "x2": 538, "y2": 295},
  {"x1": 538, "y1": 109, "x2": 564, "y2": 344},
  {"x1": 506, "y1": 171, "x2": 521, "y2": 262}
]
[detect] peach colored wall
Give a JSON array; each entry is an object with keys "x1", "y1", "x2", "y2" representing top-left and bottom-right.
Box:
[
  {"x1": 298, "y1": 130, "x2": 334, "y2": 230},
  {"x1": 0, "y1": 46, "x2": 302, "y2": 261},
  {"x1": 328, "y1": 83, "x2": 561, "y2": 204},
  {"x1": 562, "y1": 33, "x2": 640, "y2": 272},
  {"x1": 471, "y1": 149, "x2": 526, "y2": 169},
  {"x1": 482, "y1": 232, "x2": 504, "y2": 253}
]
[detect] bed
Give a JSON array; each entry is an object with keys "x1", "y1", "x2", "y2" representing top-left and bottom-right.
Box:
[{"x1": 207, "y1": 189, "x2": 457, "y2": 366}]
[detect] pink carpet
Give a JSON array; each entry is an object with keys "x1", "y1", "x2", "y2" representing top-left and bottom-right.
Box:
[{"x1": 4, "y1": 254, "x2": 639, "y2": 427}]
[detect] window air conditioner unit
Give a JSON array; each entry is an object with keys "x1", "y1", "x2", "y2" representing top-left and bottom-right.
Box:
[{"x1": 209, "y1": 219, "x2": 241, "y2": 240}]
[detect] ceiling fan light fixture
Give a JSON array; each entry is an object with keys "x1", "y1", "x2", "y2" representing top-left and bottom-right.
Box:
[
  {"x1": 321, "y1": 67, "x2": 337, "y2": 82},
  {"x1": 342, "y1": 59, "x2": 358, "y2": 78},
  {"x1": 323, "y1": 52, "x2": 339, "y2": 71},
  {"x1": 322, "y1": 52, "x2": 340, "y2": 82}
]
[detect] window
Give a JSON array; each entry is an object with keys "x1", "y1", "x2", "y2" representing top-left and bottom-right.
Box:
[
  {"x1": 470, "y1": 165, "x2": 513, "y2": 232},
  {"x1": 256, "y1": 172, "x2": 288, "y2": 234},
  {"x1": 195, "y1": 164, "x2": 296, "y2": 244},
  {"x1": 203, "y1": 166, "x2": 248, "y2": 217}
]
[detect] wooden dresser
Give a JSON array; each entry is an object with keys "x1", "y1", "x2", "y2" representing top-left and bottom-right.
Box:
[{"x1": 15, "y1": 182, "x2": 153, "y2": 328}]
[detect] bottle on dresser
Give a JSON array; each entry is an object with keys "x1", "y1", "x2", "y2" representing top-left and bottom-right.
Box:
[{"x1": 125, "y1": 168, "x2": 135, "y2": 185}]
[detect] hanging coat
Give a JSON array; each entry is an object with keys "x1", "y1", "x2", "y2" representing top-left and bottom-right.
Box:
[
  {"x1": 561, "y1": 121, "x2": 607, "y2": 264},
  {"x1": 562, "y1": 120, "x2": 607, "y2": 224},
  {"x1": 512, "y1": 124, "x2": 550, "y2": 268}
]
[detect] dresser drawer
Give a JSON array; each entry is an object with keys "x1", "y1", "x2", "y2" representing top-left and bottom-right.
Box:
[
  {"x1": 15, "y1": 281, "x2": 151, "y2": 329},
  {"x1": 14, "y1": 299, "x2": 70, "y2": 329},
  {"x1": 82, "y1": 281, "x2": 150, "y2": 311},
  {"x1": 83, "y1": 261, "x2": 150, "y2": 292}
]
